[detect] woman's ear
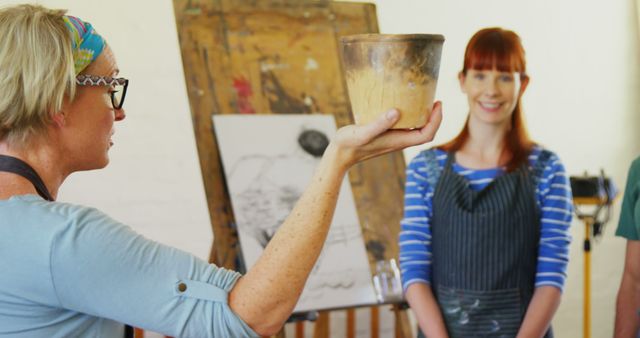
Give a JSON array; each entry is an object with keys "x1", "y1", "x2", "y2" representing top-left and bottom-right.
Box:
[
  {"x1": 458, "y1": 71, "x2": 467, "y2": 93},
  {"x1": 52, "y1": 96, "x2": 73, "y2": 128},
  {"x1": 51, "y1": 111, "x2": 66, "y2": 128}
]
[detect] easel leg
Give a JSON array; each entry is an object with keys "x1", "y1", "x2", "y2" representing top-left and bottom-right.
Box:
[
  {"x1": 347, "y1": 308, "x2": 356, "y2": 338},
  {"x1": 313, "y1": 311, "x2": 330, "y2": 338},
  {"x1": 393, "y1": 305, "x2": 413, "y2": 338},
  {"x1": 370, "y1": 306, "x2": 379, "y2": 338},
  {"x1": 295, "y1": 321, "x2": 305, "y2": 338}
]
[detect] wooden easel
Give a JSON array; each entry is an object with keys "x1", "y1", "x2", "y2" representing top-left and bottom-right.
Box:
[
  {"x1": 307, "y1": 304, "x2": 413, "y2": 338},
  {"x1": 173, "y1": 1, "x2": 414, "y2": 336}
]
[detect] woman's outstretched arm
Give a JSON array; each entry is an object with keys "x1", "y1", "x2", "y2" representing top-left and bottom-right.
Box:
[{"x1": 229, "y1": 103, "x2": 443, "y2": 336}]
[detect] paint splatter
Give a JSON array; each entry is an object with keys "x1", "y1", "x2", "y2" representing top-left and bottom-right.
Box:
[
  {"x1": 232, "y1": 76, "x2": 256, "y2": 114},
  {"x1": 305, "y1": 57, "x2": 319, "y2": 71},
  {"x1": 366, "y1": 240, "x2": 386, "y2": 261},
  {"x1": 260, "y1": 71, "x2": 312, "y2": 114}
]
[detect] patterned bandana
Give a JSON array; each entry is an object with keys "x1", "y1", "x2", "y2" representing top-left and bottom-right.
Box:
[{"x1": 62, "y1": 15, "x2": 105, "y2": 75}]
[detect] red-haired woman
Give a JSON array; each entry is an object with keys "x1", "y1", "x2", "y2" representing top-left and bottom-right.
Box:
[{"x1": 399, "y1": 27, "x2": 572, "y2": 338}]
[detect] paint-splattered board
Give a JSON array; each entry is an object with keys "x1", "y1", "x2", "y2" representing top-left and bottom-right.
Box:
[{"x1": 172, "y1": 0, "x2": 407, "y2": 279}]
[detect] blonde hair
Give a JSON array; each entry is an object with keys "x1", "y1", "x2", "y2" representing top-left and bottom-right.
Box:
[{"x1": 0, "y1": 4, "x2": 76, "y2": 146}]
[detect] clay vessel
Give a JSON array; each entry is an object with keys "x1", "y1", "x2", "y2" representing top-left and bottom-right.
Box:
[{"x1": 341, "y1": 34, "x2": 444, "y2": 129}]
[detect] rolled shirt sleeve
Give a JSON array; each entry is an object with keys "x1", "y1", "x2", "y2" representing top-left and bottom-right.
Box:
[{"x1": 49, "y1": 205, "x2": 259, "y2": 338}]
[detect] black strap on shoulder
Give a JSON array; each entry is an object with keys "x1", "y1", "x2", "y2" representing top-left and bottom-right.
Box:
[{"x1": 0, "y1": 155, "x2": 54, "y2": 201}]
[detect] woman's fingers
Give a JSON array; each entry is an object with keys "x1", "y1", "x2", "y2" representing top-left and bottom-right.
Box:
[
  {"x1": 358, "y1": 102, "x2": 442, "y2": 147},
  {"x1": 356, "y1": 109, "x2": 400, "y2": 144},
  {"x1": 418, "y1": 101, "x2": 443, "y2": 142},
  {"x1": 332, "y1": 103, "x2": 443, "y2": 166},
  {"x1": 373, "y1": 101, "x2": 443, "y2": 150}
]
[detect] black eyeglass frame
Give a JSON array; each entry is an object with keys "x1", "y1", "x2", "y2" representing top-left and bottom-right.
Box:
[{"x1": 75, "y1": 75, "x2": 129, "y2": 110}]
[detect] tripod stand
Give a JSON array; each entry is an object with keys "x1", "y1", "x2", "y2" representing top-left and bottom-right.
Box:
[{"x1": 571, "y1": 172, "x2": 616, "y2": 338}]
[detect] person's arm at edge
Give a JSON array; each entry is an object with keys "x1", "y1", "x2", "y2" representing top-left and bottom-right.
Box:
[
  {"x1": 614, "y1": 240, "x2": 640, "y2": 337},
  {"x1": 228, "y1": 103, "x2": 443, "y2": 336},
  {"x1": 615, "y1": 158, "x2": 640, "y2": 338},
  {"x1": 516, "y1": 286, "x2": 561, "y2": 338},
  {"x1": 406, "y1": 283, "x2": 449, "y2": 338}
]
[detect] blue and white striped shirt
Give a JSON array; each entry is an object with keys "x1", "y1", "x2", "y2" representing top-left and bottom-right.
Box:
[{"x1": 399, "y1": 146, "x2": 572, "y2": 292}]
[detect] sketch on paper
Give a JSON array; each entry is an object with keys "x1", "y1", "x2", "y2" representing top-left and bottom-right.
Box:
[{"x1": 213, "y1": 114, "x2": 377, "y2": 312}]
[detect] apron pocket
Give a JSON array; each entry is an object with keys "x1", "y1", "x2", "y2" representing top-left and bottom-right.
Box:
[{"x1": 437, "y1": 285, "x2": 523, "y2": 338}]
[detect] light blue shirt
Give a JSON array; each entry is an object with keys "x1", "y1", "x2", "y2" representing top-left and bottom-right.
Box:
[{"x1": 0, "y1": 195, "x2": 258, "y2": 338}]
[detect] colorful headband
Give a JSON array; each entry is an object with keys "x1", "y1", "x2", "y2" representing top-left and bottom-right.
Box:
[{"x1": 62, "y1": 15, "x2": 105, "y2": 75}]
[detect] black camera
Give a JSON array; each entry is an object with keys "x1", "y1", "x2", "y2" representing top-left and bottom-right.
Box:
[
  {"x1": 570, "y1": 170, "x2": 616, "y2": 238},
  {"x1": 570, "y1": 175, "x2": 613, "y2": 205}
]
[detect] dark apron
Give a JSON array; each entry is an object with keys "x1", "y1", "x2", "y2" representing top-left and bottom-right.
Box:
[
  {"x1": 0, "y1": 154, "x2": 134, "y2": 338},
  {"x1": 427, "y1": 152, "x2": 552, "y2": 338}
]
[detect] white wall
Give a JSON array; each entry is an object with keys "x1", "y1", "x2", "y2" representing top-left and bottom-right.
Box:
[
  {"x1": 4, "y1": 0, "x2": 639, "y2": 337},
  {"x1": 356, "y1": 0, "x2": 640, "y2": 337}
]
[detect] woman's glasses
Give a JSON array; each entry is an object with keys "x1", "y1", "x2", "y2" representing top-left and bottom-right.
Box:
[{"x1": 76, "y1": 75, "x2": 129, "y2": 110}]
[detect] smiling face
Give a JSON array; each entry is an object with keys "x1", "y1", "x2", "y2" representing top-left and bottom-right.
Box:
[
  {"x1": 457, "y1": 28, "x2": 530, "y2": 130},
  {"x1": 57, "y1": 45, "x2": 126, "y2": 172},
  {"x1": 440, "y1": 28, "x2": 534, "y2": 171},
  {"x1": 459, "y1": 68, "x2": 528, "y2": 127}
]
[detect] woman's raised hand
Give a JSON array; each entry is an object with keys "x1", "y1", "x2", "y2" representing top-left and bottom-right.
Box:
[{"x1": 329, "y1": 101, "x2": 443, "y2": 170}]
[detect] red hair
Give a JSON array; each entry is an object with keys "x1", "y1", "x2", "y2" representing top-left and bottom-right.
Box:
[{"x1": 440, "y1": 27, "x2": 534, "y2": 172}]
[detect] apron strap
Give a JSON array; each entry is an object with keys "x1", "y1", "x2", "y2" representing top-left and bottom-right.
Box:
[
  {"x1": 531, "y1": 149, "x2": 553, "y2": 188},
  {"x1": 422, "y1": 149, "x2": 443, "y2": 188},
  {"x1": 0, "y1": 155, "x2": 54, "y2": 201}
]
